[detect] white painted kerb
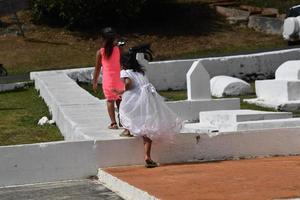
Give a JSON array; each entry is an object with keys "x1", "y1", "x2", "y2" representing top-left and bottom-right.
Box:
[{"x1": 98, "y1": 169, "x2": 158, "y2": 200}]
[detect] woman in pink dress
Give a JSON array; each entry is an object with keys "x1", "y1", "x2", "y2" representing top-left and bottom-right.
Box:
[{"x1": 93, "y1": 27, "x2": 124, "y2": 129}]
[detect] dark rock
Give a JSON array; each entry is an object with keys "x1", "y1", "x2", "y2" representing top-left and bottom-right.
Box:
[
  {"x1": 216, "y1": 6, "x2": 250, "y2": 18},
  {"x1": 239, "y1": 5, "x2": 262, "y2": 15},
  {"x1": 248, "y1": 15, "x2": 283, "y2": 35},
  {"x1": 261, "y1": 8, "x2": 279, "y2": 17}
]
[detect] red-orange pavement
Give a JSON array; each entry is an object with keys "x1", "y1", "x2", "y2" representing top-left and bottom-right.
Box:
[{"x1": 104, "y1": 156, "x2": 300, "y2": 200}]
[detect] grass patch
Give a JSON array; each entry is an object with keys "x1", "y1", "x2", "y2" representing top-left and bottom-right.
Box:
[{"x1": 0, "y1": 86, "x2": 63, "y2": 146}]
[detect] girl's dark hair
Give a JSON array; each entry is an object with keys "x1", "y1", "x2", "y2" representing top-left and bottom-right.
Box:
[
  {"x1": 101, "y1": 27, "x2": 116, "y2": 59},
  {"x1": 121, "y1": 53, "x2": 145, "y2": 75}
]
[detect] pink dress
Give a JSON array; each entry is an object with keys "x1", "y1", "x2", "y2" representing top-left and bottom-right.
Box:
[{"x1": 100, "y1": 46, "x2": 124, "y2": 100}]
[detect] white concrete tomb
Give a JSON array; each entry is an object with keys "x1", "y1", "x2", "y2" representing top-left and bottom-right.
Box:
[
  {"x1": 210, "y1": 75, "x2": 252, "y2": 97},
  {"x1": 245, "y1": 60, "x2": 300, "y2": 111}
]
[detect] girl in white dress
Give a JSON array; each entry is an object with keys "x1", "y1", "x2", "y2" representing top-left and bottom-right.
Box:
[{"x1": 113, "y1": 53, "x2": 182, "y2": 168}]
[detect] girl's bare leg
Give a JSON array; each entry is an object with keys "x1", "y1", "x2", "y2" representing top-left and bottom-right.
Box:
[
  {"x1": 116, "y1": 99, "x2": 121, "y2": 110},
  {"x1": 107, "y1": 100, "x2": 117, "y2": 124},
  {"x1": 143, "y1": 136, "x2": 152, "y2": 161},
  {"x1": 116, "y1": 99, "x2": 122, "y2": 126}
]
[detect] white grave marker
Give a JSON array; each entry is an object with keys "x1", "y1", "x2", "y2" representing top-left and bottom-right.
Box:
[{"x1": 186, "y1": 60, "x2": 211, "y2": 100}]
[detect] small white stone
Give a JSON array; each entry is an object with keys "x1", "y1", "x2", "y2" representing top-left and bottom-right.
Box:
[{"x1": 38, "y1": 116, "x2": 49, "y2": 126}]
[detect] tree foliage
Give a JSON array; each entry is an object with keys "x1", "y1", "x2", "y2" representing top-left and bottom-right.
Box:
[{"x1": 29, "y1": 0, "x2": 147, "y2": 29}]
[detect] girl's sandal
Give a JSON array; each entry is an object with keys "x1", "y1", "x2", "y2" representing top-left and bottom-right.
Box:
[
  {"x1": 119, "y1": 129, "x2": 133, "y2": 137},
  {"x1": 108, "y1": 122, "x2": 118, "y2": 129},
  {"x1": 145, "y1": 159, "x2": 158, "y2": 168}
]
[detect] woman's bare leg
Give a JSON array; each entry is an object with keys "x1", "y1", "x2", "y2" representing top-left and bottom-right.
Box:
[{"x1": 107, "y1": 100, "x2": 117, "y2": 124}]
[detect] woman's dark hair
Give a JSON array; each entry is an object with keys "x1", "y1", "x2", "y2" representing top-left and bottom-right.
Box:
[
  {"x1": 121, "y1": 53, "x2": 145, "y2": 75},
  {"x1": 101, "y1": 27, "x2": 116, "y2": 59}
]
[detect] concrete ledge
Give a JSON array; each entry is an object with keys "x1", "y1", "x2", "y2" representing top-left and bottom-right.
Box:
[
  {"x1": 98, "y1": 169, "x2": 157, "y2": 200},
  {"x1": 3, "y1": 127, "x2": 300, "y2": 186}
]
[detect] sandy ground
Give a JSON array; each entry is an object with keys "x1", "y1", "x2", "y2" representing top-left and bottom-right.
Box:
[{"x1": 105, "y1": 156, "x2": 300, "y2": 200}]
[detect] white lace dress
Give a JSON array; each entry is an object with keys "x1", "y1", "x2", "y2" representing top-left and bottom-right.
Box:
[{"x1": 119, "y1": 69, "x2": 182, "y2": 139}]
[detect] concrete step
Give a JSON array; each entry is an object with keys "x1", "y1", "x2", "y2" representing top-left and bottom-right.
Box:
[
  {"x1": 235, "y1": 118, "x2": 300, "y2": 132},
  {"x1": 200, "y1": 109, "x2": 292, "y2": 124}
]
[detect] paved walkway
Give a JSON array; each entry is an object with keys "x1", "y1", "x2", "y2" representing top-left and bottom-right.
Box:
[
  {"x1": 0, "y1": 179, "x2": 123, "y2": 200},
  {"x1": 105, "y1": 156, "x2": 300, "y2": 200}
]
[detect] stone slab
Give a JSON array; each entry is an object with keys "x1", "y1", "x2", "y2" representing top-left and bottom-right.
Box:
[
  {"x1": 198, "y1": 109, "x2": 294, "y2": 132},
  {"x1": 166, "y1": 98, "x2": 240, "y2": 122}
]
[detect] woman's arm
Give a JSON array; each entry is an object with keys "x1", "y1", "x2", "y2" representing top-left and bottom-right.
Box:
[
  {"x1": 93, "y1": 50, "x2": 102, "y2": 92},
  {"x1": 124, "y1": 77, "x2": 132, "y2": 91},
  {"x1": 112, "y1": 77, "x2": 132, "y2": 95}
]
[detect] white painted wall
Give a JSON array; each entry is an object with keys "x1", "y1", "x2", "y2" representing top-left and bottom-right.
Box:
[
  {"x1": 2, "y1": 127, "x2": 300, "y2": 187},
  {"x1": 30, "y1": 48, "x2": 300, "y2": 91},
  {"x1": 148, "y1": 48, "x2": 300, "y2": 90}
]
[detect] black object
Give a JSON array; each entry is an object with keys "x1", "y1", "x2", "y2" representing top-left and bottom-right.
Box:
[
  {"x1": 117, "y1": 40, "x2": 126, "y2": 47},
  {"x1": 0, "y1": 64, "x2": 8, "y2": 76},
  {"x1": 286, "y1": 5, "x2": 300, "y2": 18},
  {"x1": 121, "y1": 43, "x2": 153, "y2": 70},
  {"x1": 128, "y1": 43, "x2": 153, "y2": 61}
]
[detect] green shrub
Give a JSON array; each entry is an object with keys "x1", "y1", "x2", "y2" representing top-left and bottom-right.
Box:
[{"x1": 29, "y1": 0, "x2": 146, "y2": 29}]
